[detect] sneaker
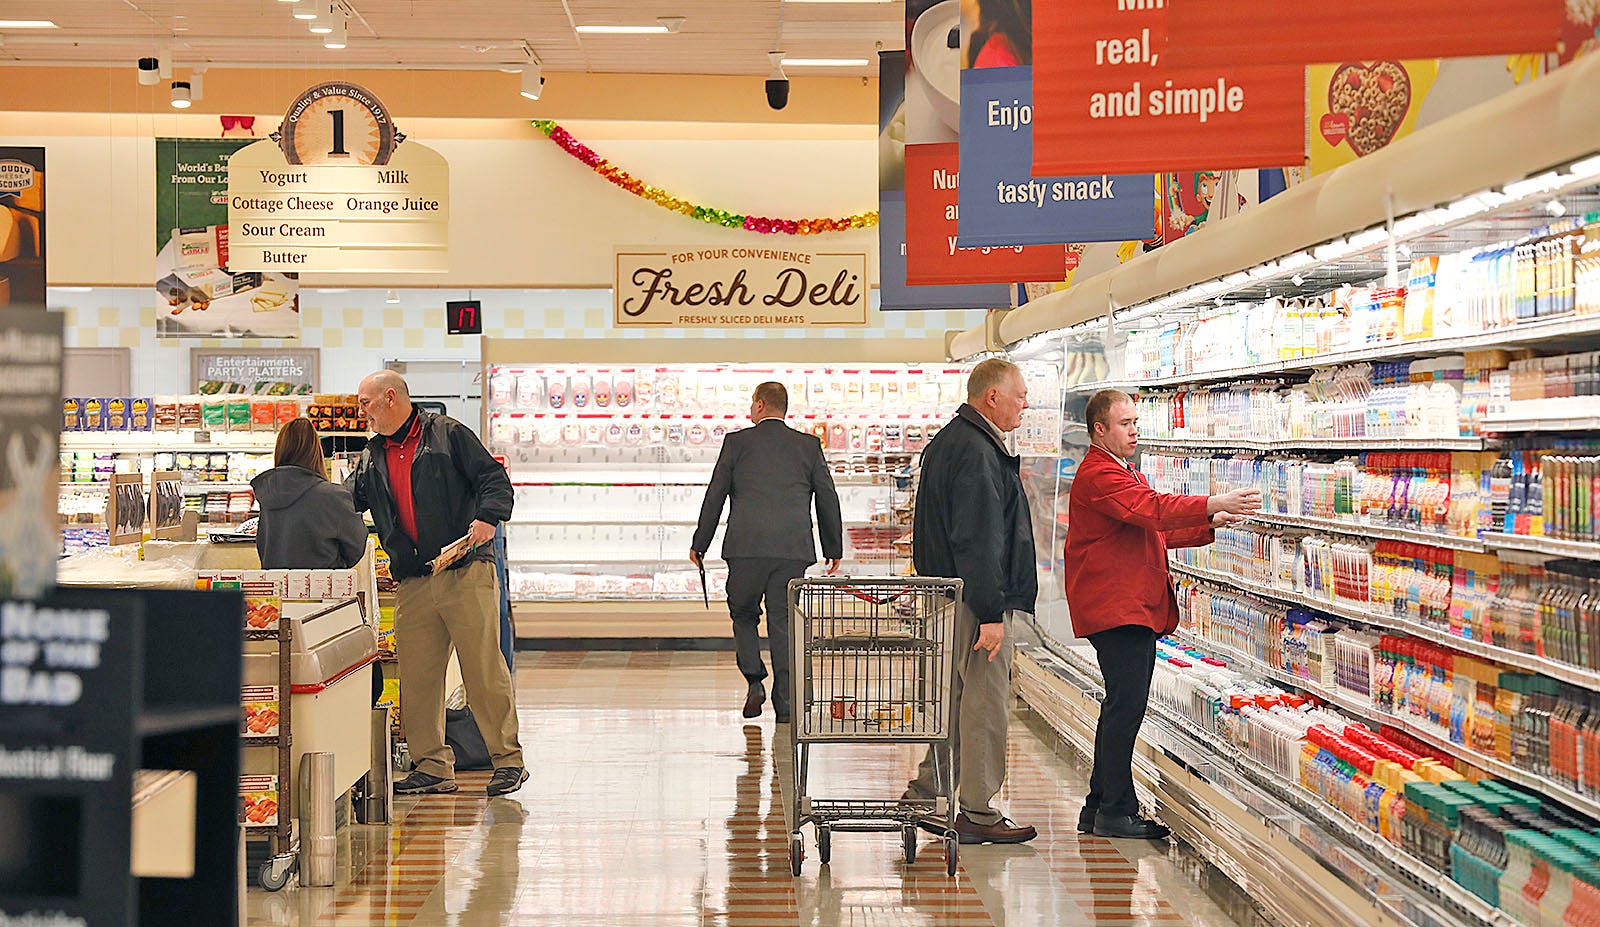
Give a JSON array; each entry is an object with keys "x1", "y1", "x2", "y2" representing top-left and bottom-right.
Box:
[
  {"x1": 1093, "y1": 813, "x2": 1170, "y2": 840},
  {"x1": 394, "y1": 770, "x2": 457, "y2": 794},
  {"x1": 486, "y1": 766, "x2": 529, "y2": 797},
  {"x1": 953, "y1": 812, "x2": 1037, "y2": 845}
]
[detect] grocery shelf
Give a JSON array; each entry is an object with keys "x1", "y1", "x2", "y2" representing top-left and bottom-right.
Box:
[
  {"x1": 1017, "y1": 643, "x2": 1500, "y2": 927},
  {"x1": 1483, "y1": 532, "x2": 1600, "y2": 562},
  {"x1": 1481, "y1": 414, "x2": 1600, "y2": 433},
  {"x1": 1070, "y1": 315, "x2": 1600, "y2": 394},
  {"x1": 61, "y1": 432, "x2": 278, "y2": 451},
  {"x1": 1166, "y1": 560, "x2": 1600, "y2": 699},
  {"x1": 1139, "y1": 436, "x2": 1488, "y2": 452},
  {"x1": 1167, "y1": 624, "x2": 1600, "y2": 827},
  {"x1": 1248, "y1": 512, "x2": 1489, "y2": 553}
]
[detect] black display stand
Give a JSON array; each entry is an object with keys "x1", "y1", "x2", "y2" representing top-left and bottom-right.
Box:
[{"x1": 0, "y1": 587, "x2": 242, "y2": 927}]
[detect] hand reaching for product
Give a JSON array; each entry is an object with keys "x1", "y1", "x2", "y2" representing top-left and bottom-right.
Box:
[
  {"x1": 1211, "y1": 511, "x2": 1247, "y2": 528},
  {"x1": 1207, "y1": 487, "x2": 1262, "y2": 517}
]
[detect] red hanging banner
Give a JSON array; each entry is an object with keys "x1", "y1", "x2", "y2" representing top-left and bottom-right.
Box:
[
  {"x1": 1032, "y1": 0, "x2": 1306, "y2": 176},
  {"x1": 1162, "y1": 0, "x2": 1563, "y2": 67},
  {"x1": 903, "y1": 144, "x2": 1069, "y2": 286}
]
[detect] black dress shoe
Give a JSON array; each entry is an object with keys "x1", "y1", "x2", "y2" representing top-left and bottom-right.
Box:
[
  {"x1": 1077, "y1": 807, "x2": 1097, "y2": 834},
  {"x1": 743, "y1": 682, "x2": 766, "y2": 719},
  {"x1": 1093, "y1": 813, "x2": 1170, "y2": 840}
]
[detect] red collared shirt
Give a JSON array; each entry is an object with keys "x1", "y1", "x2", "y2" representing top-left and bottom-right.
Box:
[{"x1": 383, "y1": 411, "x2": 424, "y2": 542}]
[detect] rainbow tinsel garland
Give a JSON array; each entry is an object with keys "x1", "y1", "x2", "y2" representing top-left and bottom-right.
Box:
[{"x1": 532, "y1": 119, "x2": 878, "y2": 235}]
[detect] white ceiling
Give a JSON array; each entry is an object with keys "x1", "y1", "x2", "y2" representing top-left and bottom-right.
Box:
[{"x1": 0, "y1": 0, "x2": 902, "y2": 76}]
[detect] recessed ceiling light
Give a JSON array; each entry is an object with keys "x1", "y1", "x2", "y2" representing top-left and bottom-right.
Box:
[
  {"x1": 781, "y1": 58, "x2": 870, "y2": 66},
  {"x1": 574, "y1": 24, "x2": 670, "y2": 34},
  {"x1": 0, "y1": 20, "x2": 59, "y2": 29}
]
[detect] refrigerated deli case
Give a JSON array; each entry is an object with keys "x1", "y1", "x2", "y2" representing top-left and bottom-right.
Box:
[{"x1": 481, "y1": 337, "x2": 967, "y2": 640}]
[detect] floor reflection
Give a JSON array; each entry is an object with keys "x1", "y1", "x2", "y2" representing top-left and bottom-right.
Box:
[{"x1": 243, "y1": 651, "x2": 1259, "y2": 927}]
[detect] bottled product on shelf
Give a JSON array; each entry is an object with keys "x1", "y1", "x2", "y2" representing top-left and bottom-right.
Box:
[
  {"x1": 1117, "y1": 213, "x2": 1600, "y2": 383},
  {"x1": 1148, "y1": 631, "x2": 1600, "y2": 924}
]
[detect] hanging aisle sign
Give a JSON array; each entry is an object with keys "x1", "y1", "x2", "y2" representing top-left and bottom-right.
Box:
[
  {"x1": 156, "y1": 138, "x2": 301, "y2": 339},
  {"x1": 878, "y1": 51, "x2": 1012, "y2": 310},
  {"x1": 956, "y1": 63, "x2": 1157, "y2": 247},
  {"x1": 1032, "y1": 0, "x2": 1305, "y2": 176},
  {"x1": 1162, "y1": 0, "x2": 1563, "y2": 67},
  {"x1": 613, "y1": 246, "x2": 868, "y2": 328},
  {"x1": 228, "y1": 82, "x2": 449, "y2": 274}
]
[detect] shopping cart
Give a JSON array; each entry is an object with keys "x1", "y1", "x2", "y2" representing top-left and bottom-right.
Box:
[{"x1": 786, "y1": 575, "x2": 962, "y2": 877}]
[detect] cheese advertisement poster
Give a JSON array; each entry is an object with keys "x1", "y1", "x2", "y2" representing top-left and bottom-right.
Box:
[
  {"x1": 155, "y1": 138, "x2": 301, "y2": 339},
  {"x1": 0, "y1": 147, "x2": 45, "y2": 309}
]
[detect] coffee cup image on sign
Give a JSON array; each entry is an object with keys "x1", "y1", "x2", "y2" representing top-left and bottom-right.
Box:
[{"x1": 905, "y1": 0, "x2": 963, "y2": 142}]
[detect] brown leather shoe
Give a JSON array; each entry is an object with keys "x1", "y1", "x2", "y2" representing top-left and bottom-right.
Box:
[{"x1": 953, "y1": 812, "x2": 1036, "y2": 845}]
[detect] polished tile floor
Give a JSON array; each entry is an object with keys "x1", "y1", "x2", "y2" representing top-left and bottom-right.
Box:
[{"x1": 247, "y1": 651, "x2": 1262, "y2": 927}]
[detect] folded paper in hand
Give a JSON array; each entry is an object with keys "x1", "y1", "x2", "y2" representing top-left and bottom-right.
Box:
[{"x1": 430, "y1": 533, "x2": 476, "y2": 575}]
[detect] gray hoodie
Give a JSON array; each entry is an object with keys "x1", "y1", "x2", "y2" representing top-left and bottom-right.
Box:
[{"x1": 251, "y1": 466, "x2": 369, "y2": 570}]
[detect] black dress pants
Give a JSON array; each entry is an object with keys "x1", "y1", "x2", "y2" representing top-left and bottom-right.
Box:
[
  {"x1": 1084, "y1": 624, "x2": 1159, "y2": 818},
  {"x1": 725, "y1": 558, "x2": 809, "y2": 714}
]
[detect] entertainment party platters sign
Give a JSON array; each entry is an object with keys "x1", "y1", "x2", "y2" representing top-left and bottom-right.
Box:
[
  {"x1": 614, "y1": 246, "x2": 869, "y2": 328},
  {"x1": 228, "y1": 81, "x2": 449, "y2": 274}
]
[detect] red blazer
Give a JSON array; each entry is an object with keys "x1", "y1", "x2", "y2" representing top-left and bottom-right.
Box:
[{"x1": 1063, "y1": 445, "x2": 1215, "y2": 638}]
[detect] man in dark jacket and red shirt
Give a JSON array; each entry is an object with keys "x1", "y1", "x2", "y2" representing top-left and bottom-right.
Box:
[
  {"x1": 904, "y1": 358, "x2": 1038, "y2": 845},
  {"x1": 350, "y1": 371, "x2": 526, "y2": 798},
  {"x1": 1065, "y1": 389, "x2": 1259, "y2": 839}
]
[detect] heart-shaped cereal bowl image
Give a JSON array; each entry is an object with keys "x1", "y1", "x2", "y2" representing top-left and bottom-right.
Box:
[{"x1": 1328, "y1": 61, "x2": 1413, "y2": 157}]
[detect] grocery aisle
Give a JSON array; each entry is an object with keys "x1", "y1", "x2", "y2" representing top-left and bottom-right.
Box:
[{"x1": 246, "y1": 651, "x2": 1262, "y2": 927}]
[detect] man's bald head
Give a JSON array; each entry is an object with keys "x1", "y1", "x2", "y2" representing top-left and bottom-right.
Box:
[{"x1": 357, "y1": 369, "x2": 414, "y2": 436}]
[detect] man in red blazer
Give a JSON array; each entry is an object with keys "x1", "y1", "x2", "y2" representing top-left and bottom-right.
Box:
[{"x1": 1064, "y1": 389, "x2": 1260, "y2": 839}]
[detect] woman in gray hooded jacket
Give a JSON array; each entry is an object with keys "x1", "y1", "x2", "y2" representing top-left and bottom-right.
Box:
[{"x1": 252, "y1": 417, "x2": 368, "y2": 570}]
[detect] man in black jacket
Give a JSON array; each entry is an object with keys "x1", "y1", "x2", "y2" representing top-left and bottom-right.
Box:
[
  {"x1": 349, "y1": 371, "x2": 525, "y2": 797},
  {"x1": 691, "y1": 382, "x2": 843, "y2": 723},
  {"x1": 904, "y1": 358, "x2": 1038, "y2": 844}
]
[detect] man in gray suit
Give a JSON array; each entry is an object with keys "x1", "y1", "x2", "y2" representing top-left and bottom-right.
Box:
[{"x1": 691, "y1": 381, "x2": 843, "y2": 723}]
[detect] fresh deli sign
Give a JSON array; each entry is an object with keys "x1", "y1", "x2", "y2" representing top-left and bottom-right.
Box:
[{"x1": 614, "y1": 247, "x2": 869, "y2": 328}]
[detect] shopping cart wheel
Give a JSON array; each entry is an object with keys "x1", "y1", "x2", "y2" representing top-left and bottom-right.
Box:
[
  {"x1": 944, "y1": 834, "x2": 959, "y2": 877},
  {"x1": 789, "y1": 833, "x2": 805, "y2": 877},
  {"x1": 902, "y1": 825, "x2": 917, "y2": 865},
  {"x1": 817, "y1": 825, "x2": 832, "y2": 864}
]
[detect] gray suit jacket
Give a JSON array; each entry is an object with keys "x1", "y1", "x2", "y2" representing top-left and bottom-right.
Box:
[{"x1": 692, "y1": 418, "x2": 844, "y2": 563}]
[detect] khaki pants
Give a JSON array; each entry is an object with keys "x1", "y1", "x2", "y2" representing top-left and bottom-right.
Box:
[
  {"x1": 906, "y1": 605, "x2": 1015, "y2": 825},
  {"x1": 395, "y1": 561, "x2": 523, "y2": 778}
]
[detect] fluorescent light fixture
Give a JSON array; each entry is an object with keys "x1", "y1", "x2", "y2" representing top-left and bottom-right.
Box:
[
  {"x1": 323, "y1": 17, "x2": 346, "y2": 48},
  {"x1": 1245, "y1": 265, "x2": 1276, "y2": 280},
  {"x1": 0, "y1": 20, "x2": 59, "y2": 29},
  {"x1": 309, "y1": 18, "x2": 334, "y2": 33},
  {"x1": 1277, "y1": 251, "x2": 1315, "y2": 271},
  {"x1": 315, "y1": 288, "x2": 350, "y2": 294},
  {"x1": 1568, "y1": 154, "x2": 1600, "y2": 180},
  {"x1": 781, "y1": 58, "x2": 870, "y2": 66},
  {"x1": 1312, "y1": 239, "x2": 1349, "y2": 262},
  {"x1": 50, "y1": 286, "x2": 94, "y2": 293},
  {"x1": 293, "y1": 7, "x2": 318, "y2": 18},
  {"x1": 1348, "y1": 227, "x2": 1388, "y2": 250},
  {"x1": 574, "y1": 24, "x2": 669, "y2": 34},
  {"x1": 170, "y1": 81, "x2": 192, "y2": 109},
  {"x1": 1222, "y1": 272, "x2": 1252, "y2": 288},
  {"x1": 1501, "y1": 171, "x2": 1561, "y2": 200}
]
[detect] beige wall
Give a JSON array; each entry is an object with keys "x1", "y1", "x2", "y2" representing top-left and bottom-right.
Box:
[{"x1": 0, "y1": 113, "x2": 879, "y2": 288}]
